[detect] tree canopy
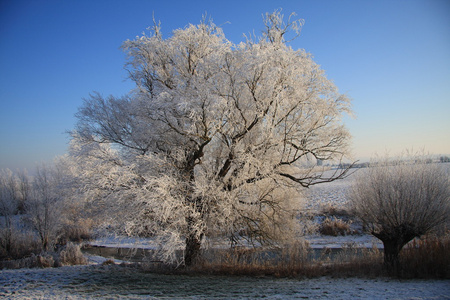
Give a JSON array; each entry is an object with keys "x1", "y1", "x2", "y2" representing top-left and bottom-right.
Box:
[{"x1": 71, "y1": 10, "x2": 353, "y2": 265}]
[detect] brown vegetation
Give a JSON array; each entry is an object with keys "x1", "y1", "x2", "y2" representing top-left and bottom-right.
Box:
[
  {"x1": 0, "y1": 228, "x2": 41, "y2": 261},
  {"x1": 0, "y1": 240, "x2": 87, "y2": 269},
  {"x1": 58, "y1": 242, "x2": 88, "y2": 266},
  {"x1": 159, "y1": 233, "x2": 449, "y2": 279},
  {"x1": 141, "y1": 242, "x2": 384, "y2": 278},
  {"x1": 2, "y1": 230, "x2": 448, "y2": 279},
  {"x1": 319, "y1": 217, "x2": 353, "y2": 236},
  {"x1": 59, "y1": 218, "x2": 94, "y2": 244},
  {"x1": 398, "y1": 235, "x2": 450, "y2": 278}
]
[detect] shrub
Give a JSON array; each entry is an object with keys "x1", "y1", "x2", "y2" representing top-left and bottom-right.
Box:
[
  {"x1": 319, "y1": 217, "x2": 352, "y2": 236},
  {"x1": 59, "y1": 218, "x2": 94, "y2": 244},
  {"x1": 0, "y1": 253, "x2": 55, "y2": 269},
  {"x1": 0, "y1": 228, "x2": 41, "y2": 260},
  {"x1": 58, "y1": 242, "x2": 87, "y2": 266},
  {"x1": 102, "y1": 259, "x2": 116, "y2": 266},
  {"x1": 36, "y1": 254, "x2": 55, "y2": 268},
  {"x1": 320, "y1": 204, "x2": 352, "y2": 218}
]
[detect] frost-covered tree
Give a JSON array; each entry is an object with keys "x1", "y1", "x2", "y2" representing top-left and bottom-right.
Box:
[
  {"x1": 0, "y1": 169, "x2": 20, "y2": 254},
  {"x1": 16, "y1": 170, "x2": 30, "y2": 213},
  {"x1": 26, "y1": 164, "x2": 66, "y2": 251},
  {"x1": 72, "y1": 10, "x2": 353, "y2": 266},
  {"x1": 350, "y1": 155, "x2": 450, "y2": 273}
]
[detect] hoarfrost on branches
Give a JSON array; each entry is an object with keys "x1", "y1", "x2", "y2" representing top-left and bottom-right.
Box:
[{"x1": 71, "y1": 10, "x2": 353, "y2": 265}]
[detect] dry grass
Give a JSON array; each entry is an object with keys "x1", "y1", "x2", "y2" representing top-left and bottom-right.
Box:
[
  {"x1": 321, "y1": 243, "x2": 383, "y2": 277},
  {"x1": 319, "y1": 217, "x2": 353, "y2": 236},
  {"x1": 184, "y1": 240, "x2": 384, "y2": 278},
  {"x1": 0, "y1": 243, "x2": 88, "y2": 269},
  {"x1": 0, "y1": 253, "x2": 56, "y2": 269},
  {"x1": 0, "y1": 228, "x2": 41, "y2": 261},
  {"x1": 320, "y1": 205, "x2": 352, "y2": 218},
  {"x1": 182, "y1": 236, "x2": 447, "y2": 279},
  {"x1": 190, "y1": 242, "x2": 310, "y2": 277},
  {"x1": 59, "y1": 218, "x2": 94, "y2": 244},
  {"x1": 2, "y1": 233, "x2": 446, "y2": 279},
  {"x1": 399, "y1": 234, "x2": 450, "y2": 278},
  {"x1": 58, "y1": 242, "x2": 87, "y2": 266},
  {"x1": 2, "y1": 222, "x2": 448, "y2": 279}
]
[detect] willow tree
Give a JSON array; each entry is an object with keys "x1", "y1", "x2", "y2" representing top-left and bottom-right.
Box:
[
  {"x1": 350, "y1": 155, "x2": 449, "y2": 273},
  {"x1": 72, "y1": 11, "x2": 353, "y2": 266}
]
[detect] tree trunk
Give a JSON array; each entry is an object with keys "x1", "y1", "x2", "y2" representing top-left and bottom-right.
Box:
[
  {"x1": 183, "y1": 150, "x2": 206, "y2": 266},
  {"x1": 184, "y1": 212, "x2": 204, "y2": 266},
  {"x1": 184, "y1": 231, "x2": 202, "y2": 266},
  {"x1": 42, "y1": 234, "x2": 49, "y2": 252},
  {"x1": 376, "y1": 227, "x2": 417, "y2": 275},
  {"x1": 382, "y1": 238, "x2": 406, "y2": 275}
]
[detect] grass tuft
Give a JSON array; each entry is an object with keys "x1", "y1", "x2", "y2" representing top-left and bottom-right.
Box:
[
  {"x1": 319, "y1": 217, "x2": 353, "y2": 236},
  {"x1": 58, "y1": 242, "x2": 88, "y2": 266}
]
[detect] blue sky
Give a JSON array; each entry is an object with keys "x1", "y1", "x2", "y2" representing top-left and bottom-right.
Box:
[{"x1": 1, "y1": 0, "x2": 449, "y2": 171}]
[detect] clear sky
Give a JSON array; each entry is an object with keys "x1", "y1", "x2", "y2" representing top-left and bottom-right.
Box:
[{"x1": 1, "y1": 0, "x2": 449, "y2": 171}]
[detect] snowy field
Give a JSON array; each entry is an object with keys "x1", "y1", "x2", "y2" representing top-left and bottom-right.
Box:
[
  {"x1": 1, "y1": 264, "x2": 449, "y2": 299},
  {"x1": 303, "y1": 167, "x2": 358, "y2": 212}
]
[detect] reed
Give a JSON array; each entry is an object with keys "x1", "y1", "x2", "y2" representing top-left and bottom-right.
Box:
[{"x1": 399, "y1": 234, "x2": 450, "y2": 278}]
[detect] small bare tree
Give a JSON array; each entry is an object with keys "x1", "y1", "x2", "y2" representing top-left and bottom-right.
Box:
[
  {"x1": 0, "y1": 169, "x2": 19, "y2": 255},
  {"x1": 350, "y1": 155, "x2": 450, "y2": 272},
  {"x1": 26, "y1": 164, "x2": 64, "y2": 251},
  {"x1": 16, "y1": 169, "x2": 31, "y2": 213}
]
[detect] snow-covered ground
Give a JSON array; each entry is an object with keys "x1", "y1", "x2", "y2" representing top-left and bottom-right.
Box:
[
  {"x1": 1, "y1": 264, "x2": 449, "y2": 299},
  {"x1": 303, "y1": 167, "x2": 358, "y2": 212},
  {"x1": 302, "y1": 169, "x2": 385, "y2": 248}
]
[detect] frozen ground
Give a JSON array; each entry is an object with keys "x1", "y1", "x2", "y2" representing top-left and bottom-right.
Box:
[
  {"x1": 302, "y1": 169, "x2": 384, "y2": 248},
  {"x1": 303, "y1": 167, "x2": 358, "y2": 212},
  {"x1": 1, "y1": 264, "x2": 449, "y2": 299}
]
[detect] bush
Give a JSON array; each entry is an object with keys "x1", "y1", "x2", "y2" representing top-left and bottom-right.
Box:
[
  {"x1": 320, "y1": 205, "x2": 352, "y2": 218},
  {"x1": 59, "y1": 218, "x2": 93, "y2": 244},
  {"x1": 58, "y1": 242, "x2": 87, "y2": 266},
  {"x1": 0, "y1": 253, "x2": 55, "y2": 269},
  {"x1": 0, "y1": 243, "x2": 87, "y2": 269},
  {"x1": 319, "y1": 217, "x2": 353, "y2": 236},
  {"x1": 0, "y1": 228, "x2": 41, "y2": 260},
  {"x1": 102, "y1": 259, "x2": 116, "y2": 266}
]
